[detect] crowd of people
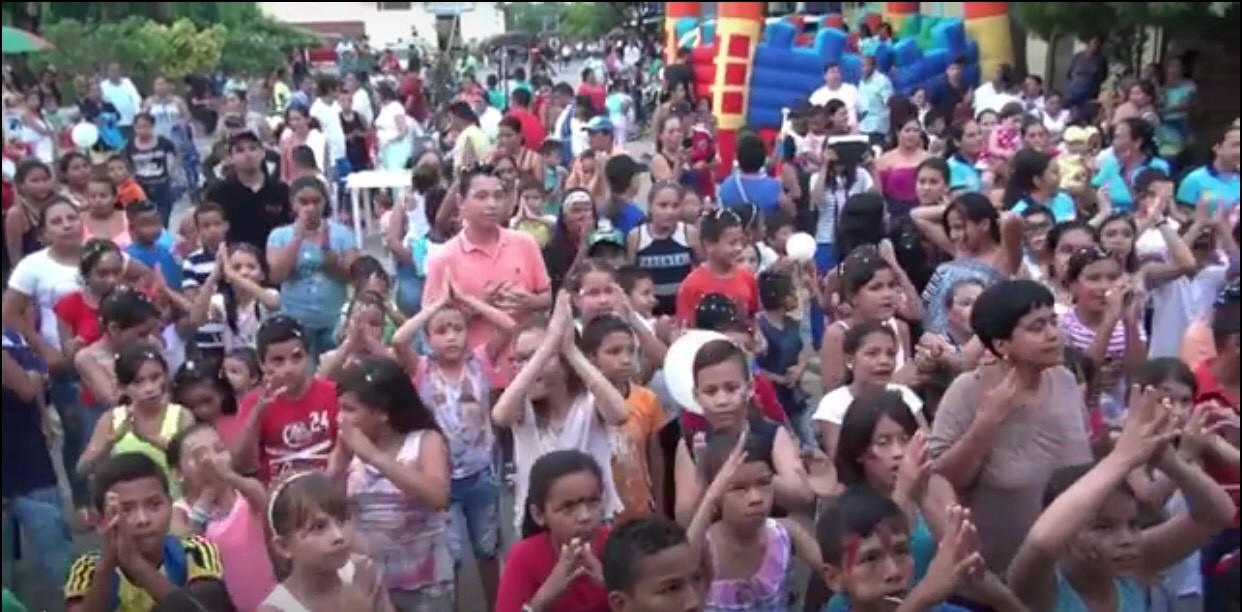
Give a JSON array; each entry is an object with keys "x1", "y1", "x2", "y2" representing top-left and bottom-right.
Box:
[{"x1": 0, "y1": 18, "x2": 1240, "y2": 612}]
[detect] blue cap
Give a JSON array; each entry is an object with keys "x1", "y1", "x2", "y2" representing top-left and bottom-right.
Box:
[{"x1": 583, "y1": 116, "x2": 615, "y2": 133}]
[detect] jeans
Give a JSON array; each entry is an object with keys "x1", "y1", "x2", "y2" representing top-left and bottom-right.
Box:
[
  {"x1": 448, "y1": 467, "x2": 501, "y2": 563},
  {"x1": 1, "y1": 486, "x2": 74, "y2": 590},
  {"x1": 48, "y1": 373, "x2": 98, "y2": 508},
  {"x1": 144, "y1": 183, "x2": 176, "y2": 228},
  {"x1": 395, "y1": 274, "x2": 424, "y2": 317},
  {"x1": 810, "y1": 242, "x2": 838, "y2": 350},
  {"x1": 303, "y1": 326, "x2": 337, "y2": 368}
]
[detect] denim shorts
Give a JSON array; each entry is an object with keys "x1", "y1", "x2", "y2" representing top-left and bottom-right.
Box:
[
  {"x1": 1, "y1": 486, "x2": 74, "y2": 589},
  {"x1": 448, "y1": 467, "x2": 500, "y2": 563}
]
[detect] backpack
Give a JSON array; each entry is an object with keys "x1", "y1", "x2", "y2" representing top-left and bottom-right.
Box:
[{"x1": 110, "y1": 536, "x2": 189, "y2": 611}]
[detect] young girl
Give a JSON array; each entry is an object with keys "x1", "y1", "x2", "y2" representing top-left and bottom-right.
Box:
[
  {"x1": 74, "y1": 286, "x2": 162, "y2": 409},
  {"x1": 335, "y1": 256, "x2": 405, "y2": 344},
  {"x1": 168, "y1": 422, "x2": 275, "y2": 611},
  {"x1": 172, "y1": 357, "x2": 242, "y2": 445},
  {"x1": 53, "y1": 238, "x2": 129, "y2": 355},
  {"x1": 77, "y1": 343, "x2": 193, "y2": 494},
  {"x1": 757, "y1": 271, "x2": 813, "y2": 447},
  {"x1": 627, "y1": 182, "x2": 697, "y2": 316},
  {"x1": 125, "y1": 112, "x2": 180, "y2": 226},
  {"x1": 327, "y1": 356, "x2": 455, "y2": 610},
  {"x1": 819, "y1": 247, "x2": 915, "y2": 391},
  {"x1": 1006, "y1": 386, "x2": 1236, "y2": 611},
  {"x1": 81, "y1": 173, "x2": 130, "y2": 247},
  {"x1": 1061, "y1": 246, "x2": 1147, "y2": 429},
  {"x1": 319, "y1": 291, "x2": 393, "y2": 378},
  {"x1": 261, "y1": 471, "x2": 393, "y2": 611},
  {"x1": 222, "y1": 347, "x2": 261, "y2": 398},
  {"x1": 492, "y1": 292, "x2": 630, "y2": 531},
  {"x1": 197, "y1": 243, "x2": 282, "y2": 350},
  {"x1": 494, "y1": 450, "x2": 610, "y2": 612},
  {"x1": 687, "y1": 429, "x2": 822, "y2": 610},
  {"x1": 511, "y1": 177, "x2": 557, "y2": 248},
  {"x1": 672, "y1": 339, "x2": 811, "y2": 526}
]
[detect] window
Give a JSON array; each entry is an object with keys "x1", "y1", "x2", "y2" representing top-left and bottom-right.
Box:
[{"x1": 377, "y1": 2, "x2": 412, "y2": 10}]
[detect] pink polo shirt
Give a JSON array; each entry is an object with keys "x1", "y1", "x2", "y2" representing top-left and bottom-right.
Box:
[{"x1": 423, "y1": 228, "x2": 550, "y2": 383}]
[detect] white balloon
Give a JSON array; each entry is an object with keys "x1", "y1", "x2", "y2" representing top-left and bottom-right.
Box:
[
  {"x1": 70, "y1": 122, "x2": 100, "y2": 150},
  {"x1": 785, "y1": 232, "x2": 817, "y2": 263},
  {"x1": 662, "y1": 330, "x2": 729, "y2": 415}
]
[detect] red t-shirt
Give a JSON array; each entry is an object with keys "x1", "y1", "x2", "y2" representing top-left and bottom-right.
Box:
[
  {"x1": 506, "y1": 107, "x2": 546, "y2": 151},
  {"x1": 54, "y1": 291, "x2": 102, "y2": 347},
  {"x1": 577, "y1": 83, "x2": 606, "y2": 114},
  {"x1": 495, "y1": 527, "x2": 611, "y2": 612},
  {"x1": 674, "y1": 265, "x2": 761, "y2": 325},
  {"x1": 681, "y1": 372, "x2": 787, "y2": 431},
  {"x1": 1194, "y1": 359, "x2": 1240, "y2": 524},
  {"x1": 239, "y1": 377, "x2": 340, "y2": 484}
]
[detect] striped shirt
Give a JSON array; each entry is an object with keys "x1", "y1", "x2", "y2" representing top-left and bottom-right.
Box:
[
  {"x1": 1060, "y1": 308, "x2": 1147, "y2": 425},
  {"x1": 181, "y1": 248, "x2": 225, "y2": 350}
]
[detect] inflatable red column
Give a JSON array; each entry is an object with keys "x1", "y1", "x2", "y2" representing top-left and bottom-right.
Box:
[
  {"x1": 664, "y1": 2, "x2": 702, "y2": 63},
  {"x1": 711, "y1": 2, "x2": 765, "y2": 178}
]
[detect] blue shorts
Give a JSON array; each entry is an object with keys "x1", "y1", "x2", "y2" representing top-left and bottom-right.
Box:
[{"x1": 448, "y1": 467, "x2": 500, "y2": 563}]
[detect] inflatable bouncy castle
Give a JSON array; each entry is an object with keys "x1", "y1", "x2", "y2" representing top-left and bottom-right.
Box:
[{"x1": 666, "y1": 2, "x2": 1015, "y2": 174}]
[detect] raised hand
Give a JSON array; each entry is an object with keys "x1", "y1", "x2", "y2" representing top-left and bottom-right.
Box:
[
  {"x1": 895, "y1": 430, "x2": 933, "y2": 504},
  {"x1": 1113, "y1": 385, "x2": 1179, "y2": 468},
  {"x1": 918, "y1": 505, "x2": 985, "y2": 603}
]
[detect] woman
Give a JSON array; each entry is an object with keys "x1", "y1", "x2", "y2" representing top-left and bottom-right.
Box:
[
  {"x1": 1093, "y1": 117, "x2": 1169, "y2": 213},
  {"x1": 649, "y1": 81, "x2": 691, "y2": 145},
  {"x1": 1111, "y1": 80, "x2": 1160, "y2": 127},
  {"x1": 874, "y1": 111, "x2": 929, "y2": 219},
  {"x1": 57, "y1": 152, "x2": 92, "y2": 209},
  {"x1": 913, "y1": 190, "x2": 1025, "y2": 334},
  {"x1": 542, "y1": 188, "x2": 597, "y2": 294},
  {"x1": 278, "y1": 105, "x2": 325, "y2": 184},
  {"x1": 448, "y1": 101, "x2": 489, "y2": 172},
  {"x1": 142, "y1": 76, "x2": 191, "y2": 144},
  {"x1": 18, "y1": 90, "x2": 55, "y2": 165},
  {"x1": 1005, "y1": 149, "x2": 1077, "y2": 222},
  {"x1": 494, "y1": 116, "x2": 542, "y2": 179},
  {"x1": 944, "y1": 119, "x2": 985, "y2": 193},
  {"x1": 221, "y1": 89, "x2": 270, "y2": 143},
  {"x1": 648, "y1": 113, "x2": 687, "y2": 184},
  {"x1": 1157, "y1": 55, "x2": 1197, "y2": 159},
  {"x1": 375, "y1": 83, "x2": 413, "y2": 172}
]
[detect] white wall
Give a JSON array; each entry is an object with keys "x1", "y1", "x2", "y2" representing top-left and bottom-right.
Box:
[{"x1": 258, "y1": 2, "x2": 505, "y2": 47}]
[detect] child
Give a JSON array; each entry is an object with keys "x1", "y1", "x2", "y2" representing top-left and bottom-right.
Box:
[
  {"x1": 106, "y1": 154, "x2": 147, "y2": 209},
  {"x1": 232, "y1": 316, "x2": 340, "y2": 484},
  {"x1": 582, "y1": 315, "x2": 667, "y2": 523},
  {"x1": 222, "y1": 347, "x2": 261, "y2": 398},
  {"x1": 62, "y1": 452, "x2": 225, "y2": 612},
  {"x1": 78, "y1": 343, "x2": 194, "y2": 495},
  {"x1": 671, "y1": 338, "x2": 810, "y2": 526},
  {"x1": 54, "y1": 239, "x2": 133, "y2": 353},
  {"x1": 495, "y1": 450, "x2": 611, "y2": 612},
  {"x1": 680, "y1": 190, "x2": 705, "y2": 225},
  {"x1": 492, "y1": 293, "x2": 630, "y2": 531},
  {"x1": 197, "y1": 243, "x2": 281, "y2": 350},
  {"x1": 569, "y1": 258, "x2": 626, "y2": 325},
  {"x1": 600, "y1": 516, "x2": 707, "y2": 612},
  {"x1": 816, "y1": 486, "x2": 987, "y2": 612},
  {"x1": 1057, "y1": 126, "x2": 1093, "y2": 196},
  {"x1": 125, "y1": 200, "x2": 182, "y2": 289},
  {"x1": 627, "y1": 182, "x2": 696, "y2": 316},
  {"x1": 172, "y1": 357, "x2": 242, "y2": 446},
  {"x1": 125, "y1": 113, "x2": 180, "y2": 226},
  {"x1": 984, "y1": 102, "x2": 1025, "y2": 166},
  {"x1": 675, "y1": 209, "x2": 759, "y2": 324},
  {"x1": 290, "y1": 144, "x2": 334, "y2": 216},
  {"x1": 327, "y1": 356, "x2": 455, "y2": 609},
  {"x1": 511, "y1": 177, "x2": 557, "y2": 248},
  {"x1": 319, "y1": 291, "x2": 394, "y2": 378},
  {"x1": 261, "y1": 471, "x2": 392, "y2": 611},
  {"x1": 74, "y1": 286, "x2": 163, "y2": 409},
  {"x1": 181, "y1": 203, "x2": 230, "y2": 360},
  {"x1": 82, "y1": 173, "x2": 131, "y2": 247},
  {"x1": 687, "y1": 429, "x2": 822, "y2": 609},
  {"x1": 757, "y1": 271, "x2": 813, "y2": 447},
  {"x1": 615, "y1": 265, "x2": 658, "y2": 326},
  {"x1": 814, "y1": 321, "x2": 928, "y2": 460},
  {"x1": 539, "y1": 138, "x2": 568, "y2": 203},
  {"x1": 687, "y1": 106, "x2": 718, "y2": 200},
  {"x1": 391, "y1": 279, "x2": 516, "y2": 606},
  {"x1": 819, "y1": 245, "x2": 916, "y2": 391},
  {"x1": 167, "y1": 423, "x2": 274, "y2": 611},
  {"x1": 1005, "y1": 386, "x2": 1235, "y2": 611}
]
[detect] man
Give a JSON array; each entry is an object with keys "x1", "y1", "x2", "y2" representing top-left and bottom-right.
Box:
[
  {"x1": 578, "y1": 67, "x2": 607, "y2": 114},
  {"x1": 308, "y1": 76, "x2": 346, "y2": 178},
  {"x1": 100, "y1": 63, "x2": 142, "y2": 141},
  {"x1": 506, "y1": 88, "x2": 544, "y2": 151},
  {"x1": 810, "y1": 62, "x2": 859, "y2": 128},
  {"x1": 206, "y1": 130, "x2": 291, "y2": 252},
  {"x1": 343, "y1": 73, "x2": 374, "y2": 125},
  {"x1": 1066, "y1": 35, "x2": 1108, "y2": 114},
  {"x1": 856, "y1": 53, "x2": 893, "y2": 146},
  {"x1": 973, "y1": 63, "x2": 1021, "y2": 115},
  {"x1": 929, "y1": 56, "x2": 970, "y2": 118},
  {"x1": 584, "y1": 116, "x2": 628, "y2": 159}
]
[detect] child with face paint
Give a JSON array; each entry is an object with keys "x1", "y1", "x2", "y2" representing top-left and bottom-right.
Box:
[
  {"x1": 1005, "y1": 386, "x2": 1235, "y2": 612},
  {"x1": 816, "y1": 486, "x2": 987, "y2": 612}
]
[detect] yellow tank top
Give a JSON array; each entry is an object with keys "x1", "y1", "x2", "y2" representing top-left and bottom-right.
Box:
[{"x1": 111, "y1": 404, "x2": 187, "y2": 498}]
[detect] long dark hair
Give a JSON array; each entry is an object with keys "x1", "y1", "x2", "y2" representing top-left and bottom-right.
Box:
[{"x1": 520, "y1": 450, "x2": 604, "y2": 538}]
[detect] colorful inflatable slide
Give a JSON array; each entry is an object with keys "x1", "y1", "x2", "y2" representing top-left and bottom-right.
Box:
[{"x1": 663, "y1": 2, "x2": 1014, "y2": 174}]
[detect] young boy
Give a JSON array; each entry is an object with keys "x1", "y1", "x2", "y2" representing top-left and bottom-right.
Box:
[
  {"x1": 601, "y1": 155, "x2": 646, "y2": 235},
  {"x1": 125, "y1": 200, "x2": 182, "y2": 289},
  {"x1": 583, "y1": 315, "x2": 667, "y2": 524},
  {"x1": 181, "y1": 203, "x2": 230, "y2": 360},
  {"x1": 601, "y1": 516, "x2": 706, "y2": 612},
  {"x1": 674, "y1": 209, "x2": 759, "y2": 324},
  {"x1": 816, "y1": 486, "x2": 982, "y2": 612},
  {"x1": 106, "y1": 155, "x2": 147, "y2": 209},
  {"x1": 616, "y1": 265, "x2": 658, "y2": 323},
  {"x1": 63, "y1": 453, "x2": 225, "y2": 612},
  {"x1": 539, "y1": 138, "x2": 568, "y2": 203},
  {"x1": 232, "y1": 315, "x2": 340, "y2": 484},
  {"x1": 510, "y1": 177, "x2": 557, "y2": 248}
]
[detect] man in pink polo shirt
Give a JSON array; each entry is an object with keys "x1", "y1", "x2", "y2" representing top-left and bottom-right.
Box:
[{"x1": 422, "y1": 166, "x2": 552, "y2": 357}]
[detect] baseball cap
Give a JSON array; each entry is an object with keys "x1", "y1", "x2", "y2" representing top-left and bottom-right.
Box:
[
  {"x1": 583, "y1": 116, "x2": 616, "y2": 134},
  {"x1": 227, "y1": 129, "x2": 262, "y2": 151},
  {"x1": 587, "y1": 219, "x2": 625, "y2": 249}
]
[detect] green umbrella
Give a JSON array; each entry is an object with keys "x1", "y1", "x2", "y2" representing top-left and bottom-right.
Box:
[{"x1": 1, "y1": 26, "x2": 53, "y2": 55}]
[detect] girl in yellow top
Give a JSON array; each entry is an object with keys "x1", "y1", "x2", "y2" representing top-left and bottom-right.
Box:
[{"x1": 77, "y1": 343, "x2": 193, "y2": 498}]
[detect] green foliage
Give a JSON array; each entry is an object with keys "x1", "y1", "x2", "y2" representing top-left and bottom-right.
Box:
[
  {"x1": 504, "y1": 2, "x2": 564, "y2": 34},
  {"x1": 1014, "y1": 2, "x2": 1240, "y2": 40},
  {"x1": 561, "y1": 3, "x2": 626, "y2": 38}
]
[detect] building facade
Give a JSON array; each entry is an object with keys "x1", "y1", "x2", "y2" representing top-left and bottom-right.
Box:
[{"x1": 257, "y1": 2, "x2": 505, "y2": 49}]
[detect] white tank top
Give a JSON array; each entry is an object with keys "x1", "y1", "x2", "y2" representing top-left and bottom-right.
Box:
[{"x1": 260, "y1": 560, "x2": 357, "y2": 611}]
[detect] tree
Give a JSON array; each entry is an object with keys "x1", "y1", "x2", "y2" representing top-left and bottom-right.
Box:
[
  {"x1": 504, "y1": 2, "x2": 563, "y2": 33},
  {"x1": 561, "y1": 2, "x2": 626, "y2": 38}
]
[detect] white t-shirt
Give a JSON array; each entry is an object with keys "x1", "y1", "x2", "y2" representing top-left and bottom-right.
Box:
[
  {"x1": 812, "y1": 383, "x2": 924, "y2": 425},
  {"x1": 210, "y1": 291, "x2": 280, "y2": 349},
  {"x1": 309, "y1": 98, "x2": 346, "y2": 163},
  {"x1": 351, "y1": 88, "x2": 375, "y2": 126},
  {"x1": 973, "y1": 82, "x2": 1022, "y2": 115},
  {"x1": 511, "y1": 393, "x2": 621, "y2": 530},
  {"x1": 374, "y1": 101, "x2": 407, "y2": 148},
  {"x1": 6, "y1": 248, "x2": 82, "y2": 349},
  {"x1": 810, "y1": 83, "x2": 860, "y2": 127}
]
